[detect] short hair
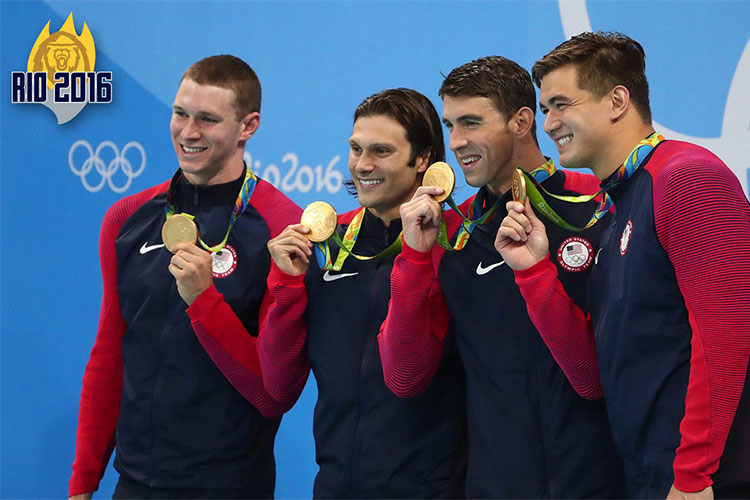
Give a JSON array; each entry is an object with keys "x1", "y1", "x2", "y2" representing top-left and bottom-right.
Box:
[
  {"x1": 182, "y1": 54, "x2": 261, "y2": 120},
  {"x1": 439, "y1": 56, "x2": 538, "y2": 143},
  {"x1": 354, "y1": 88, "x2": 445, "y2": 167},
  {"x1": 532, "y1": 31, "x2": 652, "y2": 124}
]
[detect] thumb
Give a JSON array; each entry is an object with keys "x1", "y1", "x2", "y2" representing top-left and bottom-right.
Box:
[{"x1": 524, "y1": 198, "x2": 544, "y2": 229}]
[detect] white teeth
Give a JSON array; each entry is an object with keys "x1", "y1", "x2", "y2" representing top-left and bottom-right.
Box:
[
  {"x1": 359, "y1": 179, "x2": 384, "y2": 186},
  {"x1": 557, "y1": 136, "x2": 572, "y2": 146},
  {"x1": 462, "y1": 155, "x2": 480, "y2": 165},
  {"x1": 183, "y1": 145, "x2": 206, "y2": 153}
]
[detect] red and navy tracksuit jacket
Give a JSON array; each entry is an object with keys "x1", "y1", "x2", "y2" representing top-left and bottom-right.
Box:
[
  {"x1": 258, "y1": 208, "x2": 468, "y2": 498},
  {"x1": 381, "y1": 168, "x2": 627, "y2": 498},
  {"x1": 69, "y1": 169, "x2": 300, "y2": 497},
  {"x1": 515, "y1": 141, "x2": 750, "y2": 498}
]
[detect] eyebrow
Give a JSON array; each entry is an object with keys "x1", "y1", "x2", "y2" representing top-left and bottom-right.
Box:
[
  {"x1": 541, "y1": 95, "x2": 568, "y2": 107},
  {"x1": 172, "y1": 105, "x2": 220, "y2": 119},
  {"x1": 348, "y1": 140, "x2": 394, "y2": 150},
  {"x1": 443, "y1": 113, "x2": 482, "y2": 125},
  {"x1": 364, "y1": 142, "x2": 394, "y2": 150}
]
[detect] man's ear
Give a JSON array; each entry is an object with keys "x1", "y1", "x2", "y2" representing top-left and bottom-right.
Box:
[
  {"x1": 511, "y1": 107, "x2": 536, "y2": 139},
  {"x1": 239, "y1": 112, "x2": 261, "y2": 141},
  {"x1": 415, "y1": 149, "x2": 431, "y2": 173},
  {"x1": 610, "y1": 86, "x2": 630, "y2": 121}
]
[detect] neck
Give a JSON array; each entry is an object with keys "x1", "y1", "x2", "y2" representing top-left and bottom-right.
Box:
[
  {"x1": 487, "y1": 144, "x2": 547, "y2": 196},
  {"x1": 366, "y1": 182, "x2": 422, "y2": 225},
  {"x1": 593, "y1": 122, "x2": 655, "y2": 180},
  {"x1": 182, "y1": 154, "x2": 245, "y2": 186},
  {"x1": 367, "y1": 206, "x2": 399, "y2": 226}
]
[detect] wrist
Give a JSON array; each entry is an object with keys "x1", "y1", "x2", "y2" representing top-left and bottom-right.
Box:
[{"x1": 401, "y1": 240, "x2": 433, "y2": 264}]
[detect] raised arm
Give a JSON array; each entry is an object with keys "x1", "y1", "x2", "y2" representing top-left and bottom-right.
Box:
[
  {"x1": 186, "y1": 281, "x2": 295, "y2": 418},
  {"x1": 181, "y1": 184, "x2": 305, "y2": 417},
  {"x1": 378, "y1": 187, "x2": 452, "y2": 397},
  {"x1": 496, "y1": 199, "x2": 603, "y2": 399},
  {"x1": 256, "y1": 224, "x2": 315, "y2": 405}
]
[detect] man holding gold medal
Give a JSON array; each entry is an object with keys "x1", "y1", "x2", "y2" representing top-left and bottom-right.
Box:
[
  {"x1": 256, "y1": 88, "x2": 468, "y2": 497},
  {"x1": 69, "y1": 55, "x2": 300, "y2": 498},
  {"x1": 496, "y1": 32, "x2": 750, "y2": 499},
  {"x1": 379, "y1": 56, "x2": 627, "y2": 498}
]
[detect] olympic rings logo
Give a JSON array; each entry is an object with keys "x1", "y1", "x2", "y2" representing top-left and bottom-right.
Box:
[
  {"x1": 68, "y1": 140, "x2": 146, "y2": 193},
  {"x1": 566, "y1": 254, "x2": 586, "y2": 265}
]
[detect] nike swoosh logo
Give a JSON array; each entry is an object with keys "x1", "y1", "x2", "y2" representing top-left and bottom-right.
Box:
[
  {"x1": 140, "y1": 242, "x2": 165, "y2": 254},
  {"x1": 475, "y1": 260, "x2": 505, "y2": 275},
  {"x1": 322, "y1": 270, "x2": 359, "y2": 282}
]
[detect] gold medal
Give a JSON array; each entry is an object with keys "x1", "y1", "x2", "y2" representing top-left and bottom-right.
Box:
[
  {"x1": 301, "y1": 201, "x2": 338, "y2": 242},
  {"x1": 422, "y1": 161, "x2": 455, "y2": 203},
  {"x1": 161, "y1": 213, "x2": 199, "y2": 253},
  {"x1": 512, "y1": 168, "x2": 527, "y2": 203}
]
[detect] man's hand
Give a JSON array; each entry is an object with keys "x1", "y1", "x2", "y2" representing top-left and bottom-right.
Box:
[
  {"x1": 267, "y1": 224, "x2": 313, "y2": 276},
  {"x1": 494, "y1": 199, "x2": 549, "y2": 270},
  {"x1": 168, "y1": 242, "x2": 214, "y2": 305},
  {"x1": 666, "y1": 485, "x2": 713, "y2": 500},
  {"x1": 399, "y1": 186, "x2": 444, "y2": 253},
  {"x1": 69, "y1": 494, "x2": 92, "y2": 500}
]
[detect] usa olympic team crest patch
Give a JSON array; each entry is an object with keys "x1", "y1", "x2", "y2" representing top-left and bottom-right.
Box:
[
  {"x1": 557, "y1": 236, "x2": 594, "y2": 273},
  {"x1": 212, "y1": 244, "x2": 238, "y2": 278}
]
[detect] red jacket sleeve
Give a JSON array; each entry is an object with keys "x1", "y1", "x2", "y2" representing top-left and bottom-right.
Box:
[
  {"x1": 513, "y1": 168, "x2": 607, "y2": 400},
  {"x1": 256, "y1": 262, "x2": 310, "y2": 405},
  {"x1": 187, "y1": 181, "x2": 304, "y2": 416},
  {"x1": 69, "y1": 183, "x2": 165, "y2": 497},
  {"x1": 378, "y1": 242, "x2": 451, "y2": 397},
  {"x1": 652, "y1": 155, "x2": 750, "y2": 492},
  {"x1": 514, "y1": 257, "x2": 604, "y2": 400},
  {"x1": 187, "y1": 285, "x2": 294, "y2": 418}
]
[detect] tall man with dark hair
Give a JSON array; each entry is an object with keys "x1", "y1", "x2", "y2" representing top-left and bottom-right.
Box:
[
  {"x1": 218, "y1": 88, "x2": 468, "y2": 498},
  {"x1": 69, "y1": 55, "x2": 301, "y2": 499},
  {"x1": 497, "y1": 31, "x2": 750, "y2": 499},
  {"x1": 379, "y1": 56, "x2": 626, "y2": 498}
]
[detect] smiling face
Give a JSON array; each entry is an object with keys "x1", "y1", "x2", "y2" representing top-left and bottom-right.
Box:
[
  {"x1": 442, "y1": 95, "x2": 516, "y2": 195},
  {"x1": 170, "y1": 78, "x2": 258, "y2": 186},
  {"x1": 348, "y1": 114, "x2": 428, "y2": 223},
  {"x1": 539, "y1": 64, "x2": 613, "y2": 176}
]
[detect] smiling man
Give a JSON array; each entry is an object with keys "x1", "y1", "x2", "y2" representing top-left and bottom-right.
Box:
[
  {"x1": 247, "y1": 88, "x2": 467, "y2": 498},
  {"x1": 378, "y1": 56, "x2": 627, "y2": 498},
  {"x1": 68, "y1": 55, "x2": 301, "y2": 499},
  {"x1": 496, "y1": 32, "x2": 750, "y2": 499}
]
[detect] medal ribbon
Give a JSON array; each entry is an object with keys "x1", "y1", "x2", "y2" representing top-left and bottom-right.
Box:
[
  {"x1": 165, "y1": 165, "x2": 258, "y2": 252},
  {"x1": 521, "y1": 132, "x2": 664, "y2": 231},
  {"x1": 436, "y1": 158, "x2": 558, "y2": 252},
  {"x1": 312, "y1": 207, "x2": 403, "y2": 271}
]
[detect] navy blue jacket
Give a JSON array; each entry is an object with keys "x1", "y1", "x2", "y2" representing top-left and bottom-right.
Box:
[
  {"x1": 71, "y1": 169, "x2": 300, "y2": 496},
  {"x1": 262, "y1": 208, "x2": 467, "y2": 499},
  {"x1": 384, "y1": 168, "x2": 627, "y2": 498},
  {"x1": 587, "y1": 141, "x2": 750, "y2": 497},
  {"x1": 516, "y1": 142, "x2": 750, "y2": 498}
]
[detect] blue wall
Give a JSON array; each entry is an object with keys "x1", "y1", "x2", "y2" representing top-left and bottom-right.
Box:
[{"x1": 1, "y1": 1, "x2": 748, "y2": 497}]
